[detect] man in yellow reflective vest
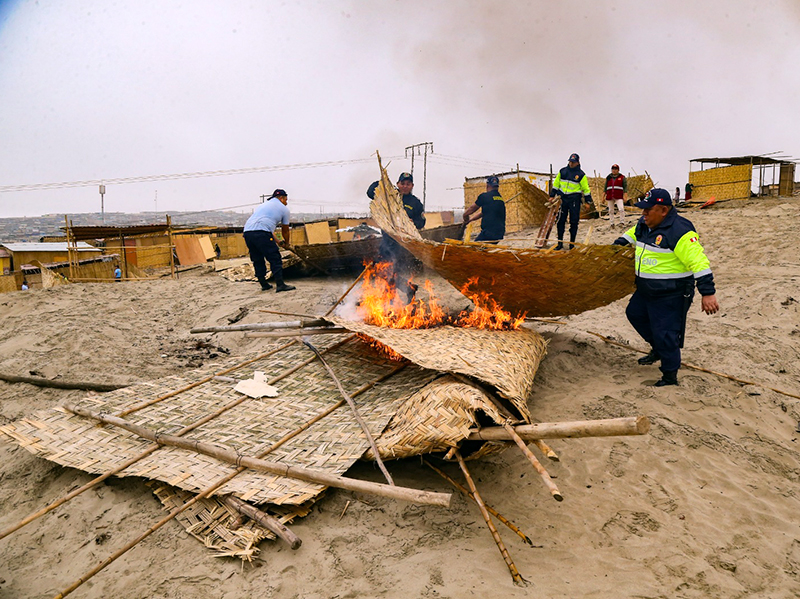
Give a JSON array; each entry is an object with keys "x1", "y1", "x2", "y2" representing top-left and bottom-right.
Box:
[
  {"x1": 613, "y1": 188, "x2": 719, "y2": 386},
  {"x1": 549, "y1": 152, "x2": 593, "y2": 250}
]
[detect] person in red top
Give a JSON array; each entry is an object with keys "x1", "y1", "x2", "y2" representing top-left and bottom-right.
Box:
[{"x1": 604, "y1": 164, "x2": 628, "y2": 228}]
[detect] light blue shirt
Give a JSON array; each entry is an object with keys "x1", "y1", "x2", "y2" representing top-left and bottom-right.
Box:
[{"x1": 244, "y1": 198, "x2": 290, "y2": 232}]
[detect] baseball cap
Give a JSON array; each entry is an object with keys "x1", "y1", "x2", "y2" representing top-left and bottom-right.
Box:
[
  {"x1": 568, "y1": 153, "x2": 580, "y2": 163},
  {"x1": 397, "y1": 172, "x2": 413, "y2": 183},
  {"x1": 272, "y1": 188, "x2": 287, "y2": 198},
  {"x1": 486, "y1": 175, "x2": 500, "y2": 186},
  {"x1": 635, "y1": 188, "x2": 673, "y2": 208},
  {"x1": 611, "y1": 164, "x2": 620, "y2": 169}
]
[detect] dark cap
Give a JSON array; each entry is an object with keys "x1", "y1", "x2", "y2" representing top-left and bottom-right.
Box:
[
  {"x1": 568, "y1": 153, "x2": 580, "y2": 163},
  {"x1": 611, "y1": 164, "x2": 620, "y2": 169},
  {"x1": 272, "y1": 188, "x2": 287, "y2": 198},
  {"x1": 397, "y1": 172, "x2": 413, "y2": 183},
  {"x1": 486, "y1": 175, "x2": 500, "y2": 187},
  {"x1": 635, "y1": 188, "x2": 673, "y2": 209}
]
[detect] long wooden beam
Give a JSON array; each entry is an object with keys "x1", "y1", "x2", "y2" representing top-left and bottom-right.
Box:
[
  {"x1": 467, "y1": 416, "x2": 650, "y2": 441},
  {"x1": 64, "y1": 403, "x2": 451, "y2": 508}
]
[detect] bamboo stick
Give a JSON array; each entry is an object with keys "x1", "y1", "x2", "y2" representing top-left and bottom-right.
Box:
[
  {"x1": 243, "y1": 328, "x2": 348, "y2": 339},
  {"x1": 301, "y1": 339, "x2": 394, "y2": 487},
  {"x1": 467, "y1": 416, "x2": 650, "y2": 441},
  {"x1": 324, "y1": 264, "x2": 369, "y2": 317},
  {"x1": 190, "y1": 318, "x2": 330, "y2": 334},
  {"x1": 532, "y1": 439, "x2": 559, "y2": 461},
  {"x1": 501, "y1": 421, "x2": 563, "y2": 502},
  {"x1": 222, "y1": 496, "x2": 301, "y2": 550},
  {"x1": 64, "y1": 403, "x2": 448, "y2": 505},
  {"x1": 0, "y1": 373, "x2": 128, "y2": 392},
  {"x1": 423, "y1": 459, "x2": 533, "y2": 546},
  {"x1": 259, "y1": 308, "x2": 318, "y2": 319},
  {"x1": 585, "y1": 330, "x2": 800, "y2": 400},
  {"x1": 454, "y1": 451, "x2": 528, "y2": 586}
]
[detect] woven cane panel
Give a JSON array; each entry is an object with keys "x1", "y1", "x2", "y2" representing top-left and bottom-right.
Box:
[
  {"x1": 149, "y1": 482, "x2": 314, "y2": 559},
  {"x1": 328, "y1": 318, "x2": 546, "y2": 420},
  {"x1": 370, "y1": 163, "x2": 635, "y2": 317},
  {"x1": 367, "y1": 374, "x2": 508, "y2": 460},
  {"x1": 0, "y1": 335, "x2": 433, "y2": 505}
]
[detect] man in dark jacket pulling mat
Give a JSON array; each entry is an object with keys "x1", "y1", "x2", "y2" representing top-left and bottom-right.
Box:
[{"x1": 613, "y1": 188, "x2": 719, "y2": 386}]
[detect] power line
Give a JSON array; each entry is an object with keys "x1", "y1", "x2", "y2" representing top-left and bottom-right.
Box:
[{"x1": 0, "y1": 155, "x2": 403, "y2": 193}]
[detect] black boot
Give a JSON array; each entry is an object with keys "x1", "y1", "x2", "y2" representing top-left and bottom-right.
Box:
[
  {"x1": 257, "y1": 276, "x2": 272, "y2": 291},
  {"x1": 275, "y1": 281, "x2": 295, "y2": 293},
  {"x1": 554, "y1": 242, "x2": 564, "y2": 251},
  {"x1": 654, "y1": 370, "x2": 679, "y2": 387},
  {"x1": 637, "y1": 348, "x2": 660, "y2": 365}
]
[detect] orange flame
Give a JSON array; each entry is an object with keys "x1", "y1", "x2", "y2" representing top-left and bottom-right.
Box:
[{"x1": 355, "y1": 264, "x2": 525, "y2": 352}]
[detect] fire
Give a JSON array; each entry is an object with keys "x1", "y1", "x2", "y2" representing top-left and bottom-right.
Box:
[{"x1": 355, "y1": 264, "x2": 525, "y2": 356}]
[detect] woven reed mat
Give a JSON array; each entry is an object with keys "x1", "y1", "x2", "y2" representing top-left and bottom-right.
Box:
[
  {"x1": 369, "y1": 162, "x2": 636, "y2": 317},
  {"x1": 328, "y1": 317, "x2": 547, "y2": 421},
  {"x1": 0, "y1": 334, "x2": 434, "y2": 505},
  {"x1": 148, "y1": 482, "x2": 314, "y2": 560}
]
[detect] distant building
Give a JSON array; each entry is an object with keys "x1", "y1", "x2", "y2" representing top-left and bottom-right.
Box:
[{"x1": 0, "y1": 242, "x2": 103, "y2": 271}]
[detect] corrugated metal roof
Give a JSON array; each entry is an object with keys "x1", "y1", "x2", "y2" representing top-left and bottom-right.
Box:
[{"x1": 0, "y1": 242, "x2": 99, "y2": 252}]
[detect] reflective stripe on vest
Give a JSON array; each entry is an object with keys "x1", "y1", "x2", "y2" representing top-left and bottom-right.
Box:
[{"x1": 633, "y1": 241, "x2": 693, "y2": 278}]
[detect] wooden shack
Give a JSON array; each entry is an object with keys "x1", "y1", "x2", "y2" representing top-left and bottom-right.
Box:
[
  {"x1": 0, "y1": 242, "x2": 103, "y2": 271},
  {"x1": 688, "y1": 155, "x2": 796, "y2": 204}
]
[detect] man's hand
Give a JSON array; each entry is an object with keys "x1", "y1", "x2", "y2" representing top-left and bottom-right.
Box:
[{"x1": 701, "y1": 294, "x2": 719, "y2": 315}]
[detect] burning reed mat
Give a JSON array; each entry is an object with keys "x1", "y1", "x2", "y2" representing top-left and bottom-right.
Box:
[
  {"x1": 369, "y1": 160, "x2": 637, "y2": 317},
  {"x1": 0, "y1": 326, "x2": 547, "y2": 557}
]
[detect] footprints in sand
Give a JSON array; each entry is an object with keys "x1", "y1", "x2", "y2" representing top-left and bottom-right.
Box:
[{"x1": 607, "y1": 442, "x2": 632, "y2": 477}]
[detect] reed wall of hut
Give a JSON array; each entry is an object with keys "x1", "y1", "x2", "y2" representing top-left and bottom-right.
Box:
[
  {"x1": 688, "y1": 164, "x2": 751, "y2": 202},
  {"x1": 0, "y1": 272, "x2": 23, "y2": 293},
  {"x1": 209, "y1": 233, "x2": 249, "y2": 259},
  {"x1": 105, "y1": 235, "x2": 173, "y2": 269}
]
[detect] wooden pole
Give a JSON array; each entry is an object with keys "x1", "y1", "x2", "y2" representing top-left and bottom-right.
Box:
[
  {"x1": 301, "y1": 339, "x2": 395, "y2": 486},
  {"x1": 259, "y1": 308, "x2": 318, "y2": 319},
  {"x1": 424, "y1": 459, "x2": 534, "y2": 546},
  {"x1": 532, "y1": 439, "x2": 559, "y2": 461},
  {"x1": 166, "y1": 214, "x2": 176, "y2": 279},
  {"x1": 190, "y1": 318, "x2": 330, "y2": 334},
  {"x1": 65, "y1": 403, "x2": 448, "y2": 505},
  {"x1": 324, "y1": 264, "x2": 369, "y2": 317},
  {"x1": 243, "y1": 328, "x2": 348, "y2": 339},
  {"x1": 467, "y1": 416, "x2": 651, "y2": 441},
  {"x1": 0, "y1": 373, "x2": 128, "y2": 392},
  {"x1": 500, "y1": 421, "x2": 563, "y2": 502},
  {"x1": 221, "y1": 496, "x2": 301, "y2": 550},
  {"x1": 454, "y1": 451, "x2": 528, "y2": 586},
  {"x1": 586, "y1": 330, "x2": 800, "y2": 400}
]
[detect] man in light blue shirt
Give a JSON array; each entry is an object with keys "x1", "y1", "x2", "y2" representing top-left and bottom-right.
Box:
[{"x1": 243, "y1": 188, "x2": 295, "y2": 292}]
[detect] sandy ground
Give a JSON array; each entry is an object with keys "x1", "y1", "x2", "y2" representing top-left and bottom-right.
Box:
[{"x1": 1, "y1": 197, "x2": 799, "y2": 598}]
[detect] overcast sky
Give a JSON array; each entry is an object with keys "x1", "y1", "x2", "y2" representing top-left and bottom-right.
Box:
[{"x1": 1, "y1": 0, "x2": 798, "y2": 219}]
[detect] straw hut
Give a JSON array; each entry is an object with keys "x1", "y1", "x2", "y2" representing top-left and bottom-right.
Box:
[
  {"x1": 0, "y1": 242, "x2": 102, "y2": 270},
  {"x1": 688, "y1": 154, "x2": 795, "y2": 204}
]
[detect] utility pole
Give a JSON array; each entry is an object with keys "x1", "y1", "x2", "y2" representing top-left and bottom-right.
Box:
[
  {"x1": 99, "y1": 183, "x2": 106, "y2": 224},
  {"x1": 154, "y1": 190, "x2": 158, "y2": 213},
  {"x1": 260, "y1": 194, "x2": 269, "y2": 203},
  {"x1": 405, "y1": 142, "x2": 434, "y2": 209}
]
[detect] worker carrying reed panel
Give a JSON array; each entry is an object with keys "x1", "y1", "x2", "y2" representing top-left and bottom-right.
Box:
[
  {"x1": 549, "y1": 153, "x2": 594, "y2": 250},
  {"x1": 366, "y1": 172, "x2": 426, "y2": 302},
  {"x1": 462, "y1": 175, "x2": 506, "y2": 243},
  {"x1": 613, "y1": 188, "x2": 720, "y2": 387},
  {"x1": 243, "y1": 188, "x2": 296, "y2": 293}
]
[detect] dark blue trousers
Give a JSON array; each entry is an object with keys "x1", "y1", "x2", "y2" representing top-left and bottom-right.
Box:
[
  {"x1": 556, "y1": 197, "x2": 582, "y2": 243},
  {"x1": 244, "y1": 230, "x2": 283, "y2": 283},
  {"x1": 626, "y1": 289, "x2": 693, "y2": 373}
]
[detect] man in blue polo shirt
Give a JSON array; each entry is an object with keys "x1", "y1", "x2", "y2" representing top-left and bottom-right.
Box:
[
  {"x1": 243, "y1": 188, "x2": 295, "y2": 293},
  {"x1": 463, "y1": 175, "x2": 506, "y2": 243}
]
